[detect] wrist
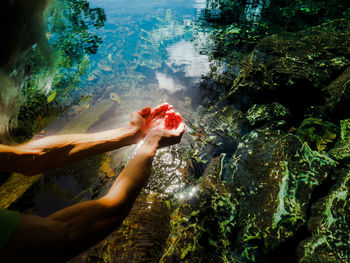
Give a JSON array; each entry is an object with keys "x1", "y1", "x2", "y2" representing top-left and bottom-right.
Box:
[
  {"x1": 140, "y1": 133, "x2": 161, "y2": 156},
  {"x1": 127, "y1": 125, "x2": 142, "y2": 144}
]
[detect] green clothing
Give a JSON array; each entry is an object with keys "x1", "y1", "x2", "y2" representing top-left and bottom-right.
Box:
[{"x1": 0, "y1": 208, "x2": 20, "y2": 251}]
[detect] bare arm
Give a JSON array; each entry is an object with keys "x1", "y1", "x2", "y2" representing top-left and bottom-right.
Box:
[
  {"x1": 0, "y1": 125, "x2": 139, "y2": 176},
  {"x1": 0, "y1": 103, "x2": 171, "y2": 176},
  {"x1": 0, "y1": 111, "x2": 184, "y2": 262},
  {"x1": 0, "y1": 139, "x2": 158, "y2": 262}
]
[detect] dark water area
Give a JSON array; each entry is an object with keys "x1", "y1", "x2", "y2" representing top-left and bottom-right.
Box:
[{"x1": 2, "y1": 0, "x2": 350, "y2": 262}]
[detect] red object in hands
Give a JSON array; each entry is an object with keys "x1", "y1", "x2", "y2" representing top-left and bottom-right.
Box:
[{"x1": 164, "y1": 109, "x2": 183, "y2": 130}]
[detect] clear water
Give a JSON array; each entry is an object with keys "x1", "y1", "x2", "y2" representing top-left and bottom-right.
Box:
[{"x1": 15, "y1": 0, "x2": 228, "y2": 216}]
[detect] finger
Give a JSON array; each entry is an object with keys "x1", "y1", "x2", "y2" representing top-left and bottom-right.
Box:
[
  {"x1": 160, "y1": 102, "x2": 169, "y2": 109},
  {"x1": 166, "y1": 110, "x2": 175, "y2": 118},
  {"x1": 130, "y1": 112, "x2": 138, "y2": 119},
  {"x1": 139, "y1": 107, "x2": 151, "y2": 116},
  {"x1": 164, "y1": 115, "x2": 170, "y2": 128},
  {"x1": 151, "y1": 103, "x2": 169, "y2": 116},
  {"x1": 175, "y1": 113, "x2": 183, "y2": 122}
]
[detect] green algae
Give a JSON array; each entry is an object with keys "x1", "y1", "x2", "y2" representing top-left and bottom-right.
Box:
[
  {"x1": 340, "y1": 119, "x2": 350, "y2": 142},
  {"x1": 160, "y1": 154, "x2": 239, "y2": 263},
  {"x1": 296, "y1": 118, "x2": 339, "y2": 152},
  {"x1": 230, "y1": 129, "x2": 337, "y2": 259},
  {"x1": 0, "y1": 173, "x2": 41, "y2": 209},
  {"x1": 298, "y1": 168, "x2": 350, "y2": 263},
  {"x1": 246, "y1": 102, "x2": 290, "y2": 127},
  {"x1": 227, "y1": 19, "x2": 350, "y2": 118},
  {"x1": 329, "y1": 119, "x2": 350, "y2": 162}
]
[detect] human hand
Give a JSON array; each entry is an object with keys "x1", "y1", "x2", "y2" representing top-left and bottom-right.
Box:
[
  {"x1": 129, "y1": 103, "x2": 173, "y2": 141},
  {"x1": 144, "y1": 109, "x2": 185, "y2": 149}
]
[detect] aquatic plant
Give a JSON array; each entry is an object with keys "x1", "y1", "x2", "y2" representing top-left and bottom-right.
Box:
[
  {"x1": 296, "y1": 118, "x2": 339, "y2": 152},
  {"x1": 160, "y1": 155, "x2": 239, "y2": 263}
]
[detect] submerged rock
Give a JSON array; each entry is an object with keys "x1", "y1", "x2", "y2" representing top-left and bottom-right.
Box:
[
  {"x1": 229, "y1": 128, "x2": 337, "y2": 260},
  {"x1": 59, "y1": 99, "x2": 115, "y2": 134},
  {"x1": 296, "y1": 118, "x2": 339, "y2": 152},
  {"x1": 160, "y1": 154, "x2": 239, "y2": 263},
  {"x1": 246, "y1": 102, "x2": 290, "y2": 128},
  {"x1": 329, "y1": 119, "x2": 350, "y2": 162},
  {"x1": 324, "y1": 66, "x2": 350, "y2": 118},
  {"x1": 297, "y1": 168, "x2": 350, "y2": 263},
  {"x1": 0, "y1": 173, "x2": 41, "y2": 209},
  {"x1": 191, "y1": 104, "x2": 249, "y2": 164},
  {"x1": 227, "y1": 19, "x2": 350, "y2": 119}
]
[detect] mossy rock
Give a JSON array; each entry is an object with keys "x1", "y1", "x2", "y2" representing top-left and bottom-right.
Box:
[
  {"x1": 296, "y1": 118, "x2": 339, "y2": 152},
  {"x1": 229, "y1": 128, "x2": 337, "y2": 260},
  {"x1": 329, "y1": 119, "x2": 350, "y2": 162},
  {"x1": 227, "y1": 19, "x2": 350, "y2": 120},
  {"x1": 246, "y1": 102, "x2": 290, "y2": 128},
  {"x1": 160, "y1": 154, "x2": 239, "y2": 263},
  {"x1": 297, "y1": 167, "x2": 350, "y2": 263}
]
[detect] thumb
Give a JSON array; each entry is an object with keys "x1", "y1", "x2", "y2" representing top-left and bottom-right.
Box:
[{"x1": 139, "y1": 107, "x2": 151, "y2": 116}]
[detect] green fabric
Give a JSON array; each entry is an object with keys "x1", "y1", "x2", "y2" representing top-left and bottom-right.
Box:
[{"x1": 0, "y1": 208, "x2": 20, "y2": 251}]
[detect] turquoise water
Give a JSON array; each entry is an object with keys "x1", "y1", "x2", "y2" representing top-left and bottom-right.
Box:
[{"x1": 14, "y1": 0, "x2": 222, "y2": 216}]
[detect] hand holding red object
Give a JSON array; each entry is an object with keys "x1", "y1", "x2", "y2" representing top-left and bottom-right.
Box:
[
  {"x1": 144, "y1": 108, "x2": 185, "y2": 148},
  {"x1": 129, "y1": 103, "x2": 172, "y2": 140}
]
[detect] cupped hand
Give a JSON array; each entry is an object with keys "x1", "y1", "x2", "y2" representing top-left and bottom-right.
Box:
[
  {"x1": 144, "y1": 109, "x2": 185, "y2": 148},
  {"x1": 129, "y1": 103, "x2": 173, "y2": 141}
]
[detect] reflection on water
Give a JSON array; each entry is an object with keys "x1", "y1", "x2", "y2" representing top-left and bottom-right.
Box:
[
  {"x1": 244, "y1": 0, "x2": 270, "y2": 21},
  {"x1": 166, "y1": 39, "x2": 210, "y2": 78},
  {"x1": 156, "y1": 72, "x2": 186, "y2": 93},
  {"x1": 13, "y1": 0, "x2": 218, "y2": 216}
]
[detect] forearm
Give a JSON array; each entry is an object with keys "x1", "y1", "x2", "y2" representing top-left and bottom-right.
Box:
[
  {"x1": 101, "y1": 138, "x2": 158, "y2": 207},
  {"x1": 0, "y1": 125, "x2": 139, "y2": 176},
  {"x1": 46, "y1": 140, "x2": 159, "y2": 261}
]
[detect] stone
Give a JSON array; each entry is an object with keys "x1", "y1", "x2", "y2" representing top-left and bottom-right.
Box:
[
  {"x1": 229, "y1": 128, "x2": 337, "y2": 260},
  {"x1": 296, "y1": 118, "x2": 339, "y2": 152},
  {"x1": 0, "y1": 173, "x2": 41, "y2": 209},
  {"x1": 246, "y1": 102, "x2": 290, "y2": 127},
  {"x1": 297, "y1": 168, "x2": 350, "y2": 263},
  {"x1": 329, "y1": 119, "x2": 350, "y2": 162},
  {"x1": 324, "y1": 66, "x2": 350, "y2": 119},
  {"x1": 160, "y1": 154, "x2": 239, "y2": 263},
  {"x1": 227, "y1": 19, "x2": 350, "y2": 119}
]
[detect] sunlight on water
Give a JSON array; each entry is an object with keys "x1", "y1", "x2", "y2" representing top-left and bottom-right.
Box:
[
  {"x1": 20, "y1": 0, "x2": 216, "y2": 220},
  {"x1": 176, "y1": 185, "x2": 198, "y2": 200}
]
